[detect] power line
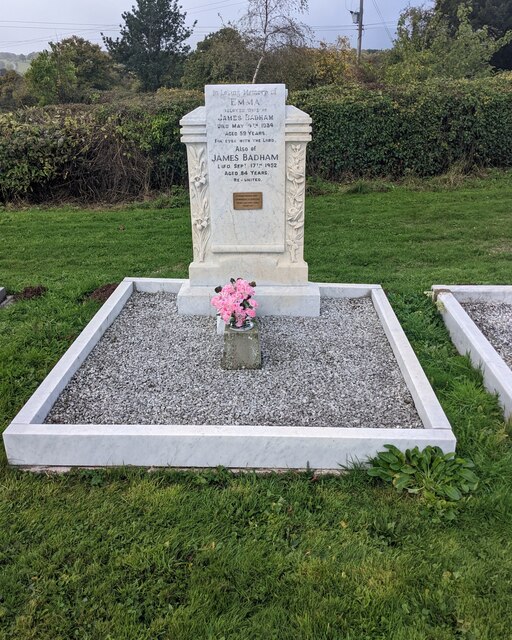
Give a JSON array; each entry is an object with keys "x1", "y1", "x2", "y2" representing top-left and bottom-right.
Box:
[
  {"x1": 0, "y1": 21, "x2": 397, "y2": 48},
  {"x1": 0, "y1": 30, "x2": 118, "y2": 47},
  {"x1": 189, "y1": 1, "x2": 247, "y2": 14},
  {"x1": 0, "y1": 25, "x2": 118, "y2": 31},
  {"x1": 0, "y1": 8, "x2": 398, "y2": 51},
  {"x1": 0, "y1": 20, "x2": 395, "y2": 30},
  {"x1": 0, "y1": 1, "x2": 243, "y2": 26},
  {"x1": 311, "y1": 22, "x2": 395, "y2": 28},
  {"x1": 0, "y1": 20, "x2": 119, "y2": 27},
  {"x1": 370, "y1": 0, "x2": 394, "y2": 44}
]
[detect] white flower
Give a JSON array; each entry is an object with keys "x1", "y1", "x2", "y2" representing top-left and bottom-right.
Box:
[{"x1": 193, "y1": 174, "x2": 207, "y2": 188}]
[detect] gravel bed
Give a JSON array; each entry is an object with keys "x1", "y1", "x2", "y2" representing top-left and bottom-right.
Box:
[
  {"x1": 46, "y1": 293, "x2": 423, "y2": 429},
  {"x1": 461, "y1": 301, "x2": 512, "y2": 369}
]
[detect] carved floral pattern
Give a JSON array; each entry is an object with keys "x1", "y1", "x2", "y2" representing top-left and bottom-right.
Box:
[
  {"x1": 188, "y1": 144, "x2": 210, "y2": 262},
  {"x1": 286, "y1": 143, "x2": 306, "y2": 263}
]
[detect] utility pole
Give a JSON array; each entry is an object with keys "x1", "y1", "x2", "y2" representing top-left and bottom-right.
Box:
[
  {"x1": 357, "y1": 0, "x2": 364, "y2": 64},
  {"x1": 349, "y1": 0, "x2": 364, "y2": 64}
]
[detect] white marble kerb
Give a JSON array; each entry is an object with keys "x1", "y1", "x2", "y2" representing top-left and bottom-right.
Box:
[
  {"x1": 3, "y1": 279, "x2": 456, "y2": 469},
  {"x1": 432, "y1": 284, "x2": 512, "y2": 419}
]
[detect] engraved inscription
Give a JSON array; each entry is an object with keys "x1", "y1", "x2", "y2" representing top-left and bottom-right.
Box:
[
  {"x1": 206, "y1": 84, "x2": 286, "y2": 250},
  {"x1": 233, "y1": 192, "x2": 263, "y2": 210}
]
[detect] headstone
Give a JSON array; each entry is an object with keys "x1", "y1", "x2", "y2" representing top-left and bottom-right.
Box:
[
  {"x1": 178, "y1": 84, "x2": 320, "y2": 317},
  {"x1": 0, "y1": 287, "x2": 6, "y2": 305},
  {"x1": 206, "y1": 85, "x2": 286, "y2": 257}
]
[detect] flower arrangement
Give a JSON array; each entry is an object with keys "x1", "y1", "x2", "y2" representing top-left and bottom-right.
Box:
[{"x1": 211, "y1": 278, "x2": 258, "y2": 328}]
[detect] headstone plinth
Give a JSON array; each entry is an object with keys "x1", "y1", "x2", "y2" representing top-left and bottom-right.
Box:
[{"x1": 178, "y1": 84, "x2": 320, "y2": 317}]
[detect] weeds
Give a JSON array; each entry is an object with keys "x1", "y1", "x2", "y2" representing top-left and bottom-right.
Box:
[{"x1": 368, "y1": 445, "x2": 478, "y2": 520}]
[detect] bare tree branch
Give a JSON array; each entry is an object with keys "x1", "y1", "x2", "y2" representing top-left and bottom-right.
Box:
[{"x1": 239, "y1": 0, "x2": 312, "y2": 83}]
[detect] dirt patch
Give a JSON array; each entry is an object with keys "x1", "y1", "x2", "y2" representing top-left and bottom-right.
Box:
[
  {"x1": 14, "y1": 285, "x2": 48, "y2": 301},
  {"x1": 489, "y1": 242, "x2": 512, "y2": 256},
  {"x1": 88, "y1": 283, "x2": 119, "y2": 303}
]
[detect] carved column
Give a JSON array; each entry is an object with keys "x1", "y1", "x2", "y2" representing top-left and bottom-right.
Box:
[
  {"x1": 284, "y1": 106, "x2": 312, "y2": 267},
  {"x1": 187, "y1": 144, "x2": 210, "y2": 263},
  {"x1": 286, "y1": 143, "x2": 307, "y2": 263},
  {"x1": 180, "y1": 106, "x2": 210, "y2": 269}
]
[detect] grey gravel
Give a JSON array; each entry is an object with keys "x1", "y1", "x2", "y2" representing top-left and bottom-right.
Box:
[
  {"x1": 46, "y1": 293, "x2": 423, "y2": 429},
  {"x1": 461, "y1": 301, "x2": 512, "y2": 369}
]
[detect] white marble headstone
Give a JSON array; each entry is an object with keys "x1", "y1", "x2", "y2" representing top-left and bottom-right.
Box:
[
  {"x1": 178, "y1": 84, "x2": 320, "y2": 316},
  {"x1": 205, "y1": 84, "x2": 286, "y2": 254}
]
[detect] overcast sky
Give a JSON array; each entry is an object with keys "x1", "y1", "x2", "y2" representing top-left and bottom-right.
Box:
[{"x1": 0, "y1": 0, "x2": 431, "y2": 55}]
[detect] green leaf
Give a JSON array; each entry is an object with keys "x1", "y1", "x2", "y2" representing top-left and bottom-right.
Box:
[
  {"x1": 384, "y1": 444, "x2": 402, "y2": 456},
  {"x1": 378, "y1": 452, "x2": 399, "y2": 464},
  {"x1": 400, "y1": 465, "x2": 417, "y2": 475},
  {"x1": 444, "y1": 486, "x2": 462, "y2": 501},
  {"x1": 459, "y1": 469, "x2": 478, "y2": 483},
  {"x1": 367, "y1": 468, "x2": 394, "y2": 481},
  {"x1": 393, "y1": 474, "x2": 412, "y2": 491}
]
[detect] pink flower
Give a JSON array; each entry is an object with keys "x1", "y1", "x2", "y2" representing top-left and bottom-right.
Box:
[{"x1": 211, "y1": 277, "x2": 258, "y2": 325}]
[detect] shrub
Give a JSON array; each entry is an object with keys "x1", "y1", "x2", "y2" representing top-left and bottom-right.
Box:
[
  {"x1": 1, "y1": 77, "x2": 511, "y2": 203},
  {"x1": 368, "y1": 444, "x2": 479, "y2": 519},
  {"x1": 292, "y1": 75, "x2": 512, "y2": 179},
  {"x1": 0, "y1": 90, "x2": 202, "y2": 203}
]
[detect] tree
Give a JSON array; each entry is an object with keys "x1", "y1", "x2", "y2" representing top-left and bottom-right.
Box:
[
  {"x1": 310, "y1": 37, "x2": 357, "y2": 86},
  {"x1": 50, "y1": 37, "x2": 118, "y2": 91},
  {"x1": 257, "y1": 45, "x2": 316, "y2": 90},
  {"x1": 181, "y1": 27, "x2": 256, "y2": 89},
  {"x1": 238, "y1": 0, "x2": 311, "y2": 83},
  {"x1": 25, "y1": 50, "x2": 77, "y2": 105},
  {"x1": 103, "y1": 0, "x2": 194, "y2": 91},
  {"x1": 25, "y1": 37, "x2": 119, "y2": 105},
  {"x1": 436, "y1": 0, "x2": 512, "y2": 69},
  {"x1": 0, "y1": 71, "x2": 27, "y2": 110},
  {"x1": 386, "y1": 3, "x2": 512, "y2": 83}
]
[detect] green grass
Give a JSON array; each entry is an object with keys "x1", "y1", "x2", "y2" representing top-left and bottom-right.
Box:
[{"x1": 1, "y1": 176, "x2": 512, "y2": 639}]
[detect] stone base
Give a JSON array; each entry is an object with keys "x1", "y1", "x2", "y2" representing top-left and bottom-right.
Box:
[
  {"x1": 177, "y1": 282, "x2": 321, "y2": 317},
  {"x1": 221, "y1": 321, "x2": 262, "y2": 370},
  {"x1": 188, "y1": 257, "x2": 309, "y2": 286}
]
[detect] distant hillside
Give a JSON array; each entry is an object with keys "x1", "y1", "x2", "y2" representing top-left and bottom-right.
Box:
[{"x1": 0, "y1": 52, "x2": 39, "y2": 75}]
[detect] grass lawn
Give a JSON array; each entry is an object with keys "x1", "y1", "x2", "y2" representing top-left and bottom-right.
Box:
[{"x1": 1, "y1": 175, "x2": 512, "y2": 639}]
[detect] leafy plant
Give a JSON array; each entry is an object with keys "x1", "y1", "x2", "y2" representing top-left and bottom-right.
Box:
[
  {"x1": 25, "y1": 37, "x2": 119, "y2": 106},
  {"x1": 385, "y1": 3, "x2": 512, "y2": 84},
  {"x1": 368, "y1": 444, "x2": 478, "y2": 504},
  {"x1": 0, "y1": 91, "x2": 202, "y2": 203},
  {"x1": 2, "y1": 79, "x2": 512, "y2": 204}
]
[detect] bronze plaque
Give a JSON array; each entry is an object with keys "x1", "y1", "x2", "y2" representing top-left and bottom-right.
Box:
[{"x1": 233, "y1": 192, "x2": 263, "y2": 210}]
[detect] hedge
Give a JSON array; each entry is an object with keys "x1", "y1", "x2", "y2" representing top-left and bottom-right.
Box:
[
  {"x1": 293, "y1": 75, "x2": 512, "y2": 179},
  {"x1": 1, "y1": 77, "x2": 511, "y2": 203},
  {"x1": 0, "y1": 90, "x2": 203, "y2": 203}
]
